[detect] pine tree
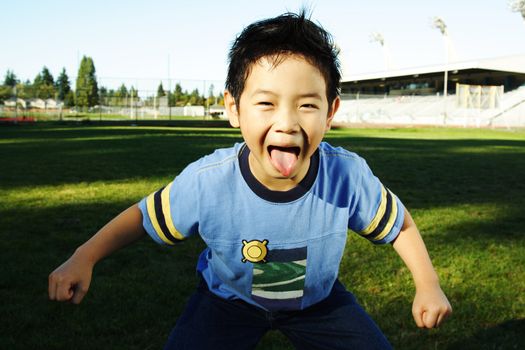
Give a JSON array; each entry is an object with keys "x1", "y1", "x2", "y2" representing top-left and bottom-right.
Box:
[
  {"x1": 174, "y1": 83, "x2": 183, "y2": 99},
  {"x1": 99, "y1": 86, "x2": 108, "y2": 106},
  {"x1": 75, "y1": 56, "x2": 99, "y2": 108},
  {"x1": 3, "y1": 70, "x2": 18, "y2": 87},
  {"x1": 115, "y1": 83, "x2": 128, "y2": 107},
  {"x1": 173, "y1": 83, "x2": 183, "y2": 106},
  {"x1": 129, "y1": 86, "x2": 138, "y2": 99},
  {"x1": 41, "y1": 66, "x2": 54, "y2": 86},
  {"x1": 33, "y1": 73, "x2": 44, "y2": 89},
  {"x1": 157, "y1": 82, "x2": 166, "y2": 97},
  {"x1": 56, "y1": 68, "x2": 71, "y2": 101},
  {"x1": 118, "y1": 83, "x2": 128, "y2": 96},
  {"x1": 33, "y1": 67, "x2": 56, "y2": 99}
]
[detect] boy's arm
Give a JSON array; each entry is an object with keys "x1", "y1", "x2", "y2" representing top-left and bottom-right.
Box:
[
  {"x1": 392, "y1": 208, "x2": 452, "y2": 328},
  {"x1": 48, "y1": 203, "x2": 146, "y2": 304}
]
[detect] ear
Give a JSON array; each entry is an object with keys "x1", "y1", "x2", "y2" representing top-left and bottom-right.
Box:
[
  {"x1": 224, "y1": 90, "x2": 240, "y2": 128},
  {"x1": 325, "y1": 96, "x2": 340, "y2": 131}
]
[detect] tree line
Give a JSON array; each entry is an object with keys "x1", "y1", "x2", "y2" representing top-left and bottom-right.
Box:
[{"x1": 1, "y1": 56, "x2": 223, "y2": 109}]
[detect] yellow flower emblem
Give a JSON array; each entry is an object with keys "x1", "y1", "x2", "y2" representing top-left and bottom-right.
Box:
[{"x1": 241, "y1": 239, "x2": 269, "y2": 263}]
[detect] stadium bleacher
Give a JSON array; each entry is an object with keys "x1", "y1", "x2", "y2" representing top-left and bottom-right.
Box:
[{"x1": 336, "y1": 55, "x2": 525, "y2": 127}]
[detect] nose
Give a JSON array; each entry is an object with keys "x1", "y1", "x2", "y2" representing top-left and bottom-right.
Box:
[{"x1": 273, "y1": 106, "x2": 299, "y2": 133}]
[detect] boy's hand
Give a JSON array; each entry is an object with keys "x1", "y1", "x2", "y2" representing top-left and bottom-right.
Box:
[
  {"x1": 48, "y1": 204, "x2": 145, "y2": 305},
  {"x1": 412, "y1": 285, "x2": 452, "y2": 328},
  {"x1": 392, "y1": 209, "x2": 452, "y2": 328},
  {"x1": 48, "y1": 251, "x2": 94, "y2": 304}
]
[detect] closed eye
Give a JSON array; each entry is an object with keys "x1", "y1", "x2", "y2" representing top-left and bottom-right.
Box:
[
  {"x1": 301, "y1": 104, "x2": 318, "y2": 109},
  {"x1": 256, "y1": 101, "x2": 274, "y2": 109}
]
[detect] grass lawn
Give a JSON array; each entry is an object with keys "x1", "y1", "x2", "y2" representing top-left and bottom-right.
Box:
[{"x1": 1, "y1": 122, "x2": 524, "y2": 349}]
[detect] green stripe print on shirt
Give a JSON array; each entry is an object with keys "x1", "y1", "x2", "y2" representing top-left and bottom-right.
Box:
[{"x1": 251, "y1": 247, "x2": 307, "y2": 310}]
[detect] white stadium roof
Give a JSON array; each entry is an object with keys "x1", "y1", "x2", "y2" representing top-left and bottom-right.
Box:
[{"x1": 342, "y1": 54, "x2": 525, "y2": 82}]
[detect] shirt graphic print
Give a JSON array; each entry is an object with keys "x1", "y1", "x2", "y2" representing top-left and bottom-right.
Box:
[{"x1": 248, "y1": 244, "x2": 307, "y2": 311}]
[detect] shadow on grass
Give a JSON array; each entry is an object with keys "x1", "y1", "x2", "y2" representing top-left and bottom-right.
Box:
[
  {"x1": 1, "y1": 204, "x2": 523, "y2": 348},
  {"x1": 370, "y1": 293, "x2": 525, "y2": 349},
  {"x1": 0, "y1": 199, "x2": 207, "y2": 350},
  {"x1": 0, "y1": 125, "x2": 243, "y2": 188},
  {"x1": 447, "y1": 319, "x2": 525, "y2": 350},
  {"x1": 2, "y1": 125, "x2": 524, "y2": 213},
  {"x1": 1, "y1": 124, "x2": 525, "y2": 349}
]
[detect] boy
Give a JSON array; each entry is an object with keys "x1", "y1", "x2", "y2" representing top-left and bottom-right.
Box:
[{"x1": 49, "y1": 12, "x2": 451, "y2": 349}]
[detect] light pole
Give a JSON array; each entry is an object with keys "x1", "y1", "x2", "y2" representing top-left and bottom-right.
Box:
[
  {"x1": 14, "y1": 85, "x2": 18, "y2": 119},
  {"x1": 432, "y1": 17, "x2": 449, "y2": 122},
  {"x1": 168, "y1": 54, "x2": 172, "y2": 120},
  {"x1": 370, "y1": 32, "x2": 391, "y2": 72}
]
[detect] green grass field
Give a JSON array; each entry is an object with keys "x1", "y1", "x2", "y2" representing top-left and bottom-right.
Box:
[{"x1": 1, "y1": 122, "x2": 524, "y2": 349}]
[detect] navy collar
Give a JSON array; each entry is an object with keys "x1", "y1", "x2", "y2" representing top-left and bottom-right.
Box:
[{"x1": 238, "y1": 144, "x2": 319, "y2": 203}]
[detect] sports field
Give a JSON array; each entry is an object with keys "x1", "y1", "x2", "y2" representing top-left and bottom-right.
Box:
[{"x1": 1, "y1": 122, "x2": 524, "y2": 349}]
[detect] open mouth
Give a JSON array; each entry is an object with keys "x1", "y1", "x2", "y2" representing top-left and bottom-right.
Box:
[
  {"x1": 267, "y1": 145, "x2": 300, "y2": 156},
  {"x1": 267, "y1": 146, "x2": 300, "y2": 177}
]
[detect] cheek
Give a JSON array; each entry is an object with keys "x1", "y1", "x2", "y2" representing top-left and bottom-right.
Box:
[
  {"x1": 304, "y1": 118, "x2": 328, "y2": 138},
  {"x1": 241, "y1": 123, "x2": 267, "y2": 149}
]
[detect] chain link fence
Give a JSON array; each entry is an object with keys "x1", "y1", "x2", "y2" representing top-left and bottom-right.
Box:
[{"x1": 0, "y1": 78, "x2": 226, "y2": 121}]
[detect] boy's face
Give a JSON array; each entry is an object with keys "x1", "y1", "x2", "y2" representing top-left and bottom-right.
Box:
[{"x1": 225, "y1": 54, "x2": 339, "y2": 191}]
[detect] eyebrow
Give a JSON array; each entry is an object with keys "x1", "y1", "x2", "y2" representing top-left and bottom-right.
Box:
[
  {"x1": 297, "y1": 92, "x2": 323, "y2": 100},
  {"x1": 252, "y1": 89, "x2": 323, "y2": 100},
  {"x1": 252, "y1": 89, "x2": 276, "y2": 97}
]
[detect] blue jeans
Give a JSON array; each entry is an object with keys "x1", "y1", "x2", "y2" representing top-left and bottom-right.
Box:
[{"x1": 164, "y1": 279, "x2": 392, "y2": 350}]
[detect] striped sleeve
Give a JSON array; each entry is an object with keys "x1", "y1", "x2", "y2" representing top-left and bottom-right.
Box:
[
  {"x1": 139, "y1": 181, "x2": 186, "y2": 245},
  {"x1": 349, "y1": 159, "x2": 405, "y2": 245}
]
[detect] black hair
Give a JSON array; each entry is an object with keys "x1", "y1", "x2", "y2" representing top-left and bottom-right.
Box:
[{"x1": 225, "y1": 11, "x2": 341, "y2": 107}]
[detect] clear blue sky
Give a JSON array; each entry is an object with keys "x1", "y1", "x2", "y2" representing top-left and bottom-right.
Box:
[{"x1": 2, "y1": 0, "x2": 524, "y2": 94}]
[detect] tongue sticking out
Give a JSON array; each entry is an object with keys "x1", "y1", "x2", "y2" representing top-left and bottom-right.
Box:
[{"x1": 269, "y1": 147, "x2": 299, "y2": 177}]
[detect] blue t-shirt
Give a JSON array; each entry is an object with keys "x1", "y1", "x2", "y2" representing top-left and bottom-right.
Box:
[{"x1": 138, "y1": 142, "x2": 405, "y2": 311}]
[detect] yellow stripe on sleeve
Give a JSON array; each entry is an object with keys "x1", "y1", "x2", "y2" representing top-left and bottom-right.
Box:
[
  {"x1": 372, "y1": 189, "x2": 399, "y2": 241},
  {"x1": 359, "y1": 185, "x2": 387, "y2": 236},
  {"x1": 146, "y1": 191, "x2": 176, "y2": 245},
  {"x1": 160, "y1": 182, "x2": 184, "y2": 241}
]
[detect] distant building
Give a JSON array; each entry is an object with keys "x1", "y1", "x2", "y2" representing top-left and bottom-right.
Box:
[
  {"x1": 341, "y1": 54, "x2": 525, "y2": 97},
  {"x1": 26, "y1": 99, "x2": 61, "y2": 109},
  {"x1": 3, "y1": 97, "x2": 26, "y2": 108},
  {"x1": 209, "y1": 104, "x2": 226, "y2": 118},
  {"x1": 45, "y1": 99, "x2": 61, "y2": 109}
]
